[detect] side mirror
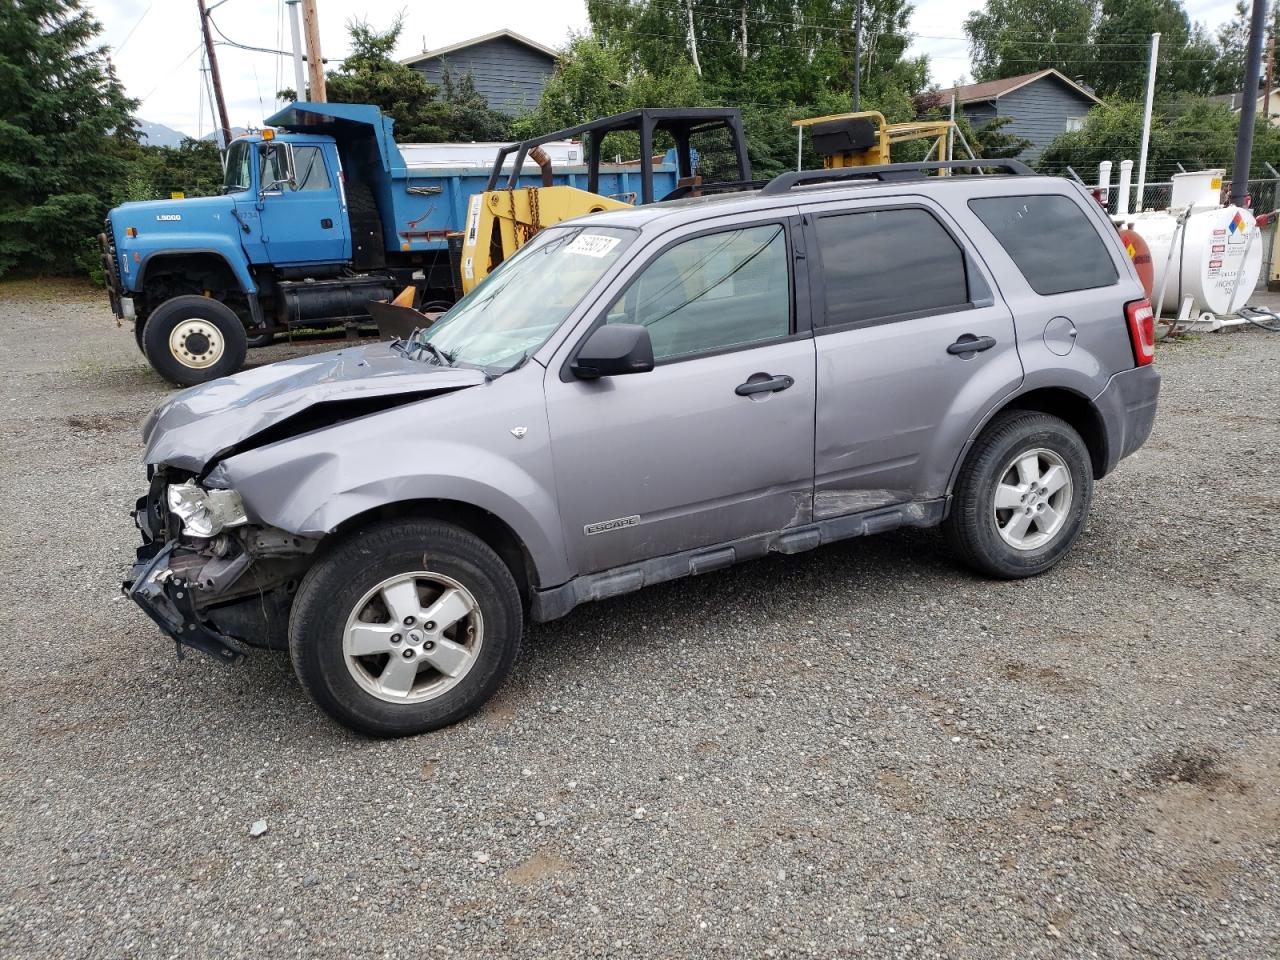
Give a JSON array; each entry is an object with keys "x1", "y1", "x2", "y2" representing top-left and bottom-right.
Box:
[{"x1": 571, "y1": 324, "x2": 654, "y2": 379}]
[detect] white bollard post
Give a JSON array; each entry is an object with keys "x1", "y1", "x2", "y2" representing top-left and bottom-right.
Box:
[
  {"x1": 1098, "y1": 160, "x2": 1113, "y2": 211},
  {"x1": 1117, "y1": 160, "x2": 1134, "y2": 218}
]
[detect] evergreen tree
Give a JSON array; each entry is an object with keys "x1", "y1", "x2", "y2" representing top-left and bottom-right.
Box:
[
  {"x1": 0, "y1": 0, "x2": 137, "y2": 276},
  {"x1": 314, "y1": 17, "x2": 451, "y2": 141}
]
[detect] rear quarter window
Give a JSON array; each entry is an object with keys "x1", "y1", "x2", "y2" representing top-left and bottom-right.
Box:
[{"x1": 969, "y1": 194, "x2": 1118, "y2": 296}]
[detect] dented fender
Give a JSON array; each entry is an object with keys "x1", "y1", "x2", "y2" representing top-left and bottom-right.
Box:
[{"x1": 210, "y1": 363, "x2": 573, "y2": 587}]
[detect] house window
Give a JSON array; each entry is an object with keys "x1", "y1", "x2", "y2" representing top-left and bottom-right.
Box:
[{"x1": 1065, "y1": 117, "x2": 1084, "y2": 132}]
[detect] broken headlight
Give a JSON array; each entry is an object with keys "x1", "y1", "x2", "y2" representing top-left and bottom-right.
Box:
[{"x1": 166, "y1": 480, "x2": 248, "y2": 538}]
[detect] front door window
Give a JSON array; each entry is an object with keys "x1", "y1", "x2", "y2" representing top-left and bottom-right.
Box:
[{"x1": 605, "y1": 223, "x2": 790, "y2": 360}]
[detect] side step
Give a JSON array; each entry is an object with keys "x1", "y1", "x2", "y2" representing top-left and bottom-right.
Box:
[{"x1": 531, "y1": 498, "x2": 946, "y2": 622}]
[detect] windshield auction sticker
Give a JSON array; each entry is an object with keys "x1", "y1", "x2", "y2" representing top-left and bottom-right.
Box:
[{"x1": 567, "y1": 234, "x2": 621, "y2": 258}]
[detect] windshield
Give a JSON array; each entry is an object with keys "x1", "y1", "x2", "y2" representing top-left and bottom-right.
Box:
[
  {"x1": 419, "y1": 225, "x2": 635, "y2": 370},
  {"x1": 223, "y1": 140, "x2": 252, "y2": 193}
]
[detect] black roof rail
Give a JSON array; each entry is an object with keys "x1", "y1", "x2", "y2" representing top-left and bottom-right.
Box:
[
  {"x1": 659, "y1": 179, "x2": 769, "y2": 202},
  {"x1": 760, "y1": 159, "x2": 1036, "y2": 196}
]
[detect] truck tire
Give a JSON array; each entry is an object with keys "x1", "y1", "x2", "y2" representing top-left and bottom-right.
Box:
[
  {"x1": 142, "y1": 295, "x2": 248, "y2": 386},
  {"x1": 289, "y1": 519, "x2": 523, "y2": 738},
  {"x1": 245, "y1": 325, "x2": 277, "y2": 349},
  {"x1": 944, "y1": 411, "x2": 1093, "y2": 579},
  {"x1": 346, "y1": 180, "x2": 386, "y2": 271}
]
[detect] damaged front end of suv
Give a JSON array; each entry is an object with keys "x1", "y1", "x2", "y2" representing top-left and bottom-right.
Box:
[
  {"x1": 121, "y1": 337, "x2": 496, "y2": 664},
  {"x1": 126, "y1": 470, "x2": 318, "y2": 661}
]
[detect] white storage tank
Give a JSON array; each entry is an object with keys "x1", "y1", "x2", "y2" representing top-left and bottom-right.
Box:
[{"x1": 1126, "y1": 205, "x2": 1262, "y2": 316}]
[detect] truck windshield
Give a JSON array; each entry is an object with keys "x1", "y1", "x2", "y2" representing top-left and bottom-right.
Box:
[
  {"x1": 419, "y1": 225, "x2": 635, "y2": 370},
  {"x1": 222, "y1": 141, "x2": 252, "y2": 193}
]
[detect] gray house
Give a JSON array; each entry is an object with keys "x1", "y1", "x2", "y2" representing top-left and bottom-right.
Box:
[
  {"x1": 933, "y1": 69, "x2": 1102, "y2": 163},
  {"x1": 402, "y1": 29, "x2": 559, "y2": 116}
]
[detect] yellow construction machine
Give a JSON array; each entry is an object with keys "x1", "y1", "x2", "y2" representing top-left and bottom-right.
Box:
[
  {"x1": 454, "y1": 108, "x2": 752, "y2": 295},
  {"x1": 452, "y1": 108, "x2": 968, "y2": 298},
  {"x1": 791, "y1": 111, "x2": 960, "y2": 170}
]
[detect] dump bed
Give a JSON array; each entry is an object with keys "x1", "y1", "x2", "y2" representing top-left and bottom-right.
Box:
[{"x1": 265, "y1": 102, "x2": 679, "y2": 256}]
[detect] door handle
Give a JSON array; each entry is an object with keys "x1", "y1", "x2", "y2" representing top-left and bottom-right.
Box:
[
  {"x1": 947, "y1": 334, "x2": 997, "y2": 356},
  {"x1": 735, "y1": 374, "x2": 794, "y2": 396}
]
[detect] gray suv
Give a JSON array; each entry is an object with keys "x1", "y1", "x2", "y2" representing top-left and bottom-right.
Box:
[{"x1": 126, "y1": 161, "x2": 1160, "y2": 737}]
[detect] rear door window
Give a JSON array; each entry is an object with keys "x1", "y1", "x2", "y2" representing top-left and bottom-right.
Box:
[
  {"x1": 969, "y1": 194, "x2": 1118, "y2": 296},
  {"x1": 814, "y1": 207, "x2": 971, "y2": 328}
]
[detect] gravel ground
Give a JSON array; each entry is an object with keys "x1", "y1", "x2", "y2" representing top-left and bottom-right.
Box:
[{"x1": 1, "y1": 279, "x2": 1277, "y2": 960}]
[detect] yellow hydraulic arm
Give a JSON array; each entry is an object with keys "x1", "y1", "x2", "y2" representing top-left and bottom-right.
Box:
[
  {"x1": 792, "y1": 111, "x2": 956, "y2": 170},
  {"x1": 457, "y1": 185, "x2": 633, "y2": 295}
]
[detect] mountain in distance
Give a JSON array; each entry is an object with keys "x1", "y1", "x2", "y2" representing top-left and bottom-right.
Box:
[
  {"x1": 134, "y1": 120, "x2": 251, "y2": 148},
  {"x1": 201, "y1": 127, "x2": 250, "y2": 143},
  {"x1": 136, "y1": 119, "x2": 193, "y2": 148}
]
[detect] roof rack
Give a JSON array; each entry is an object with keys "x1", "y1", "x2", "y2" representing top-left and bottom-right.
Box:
[{"x1": 760, "y1": 159, "x2": 1036, "y2": 196}]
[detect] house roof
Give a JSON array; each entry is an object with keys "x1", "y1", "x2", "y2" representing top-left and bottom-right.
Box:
[
  {"x1": 1209, "y1": 88, "x2": 1280, "y2": 111},
  {"x1": 401, "y1": 29, "x2": 559, "y2": 67},
  {"x1": 941, "y1": 69, "x2": 1103, "y2": 107}
]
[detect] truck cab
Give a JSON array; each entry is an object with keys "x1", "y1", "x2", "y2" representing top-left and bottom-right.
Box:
[
  {"x1": 100, "y1": 103, "x2": 742, "y2": 387},
  {"x1": 223, "y1": 132, "x2": 350, "y2": 267},
  {"x1": 102, "y1": 105, "x2": 449, "y2": 386}
]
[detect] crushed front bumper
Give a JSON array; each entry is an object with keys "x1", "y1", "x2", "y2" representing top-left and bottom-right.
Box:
[{"x1": 123, "y1": 539, "x2": 247, "y2": 665}]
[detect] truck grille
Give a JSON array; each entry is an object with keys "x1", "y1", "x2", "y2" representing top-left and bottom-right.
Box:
[{"x1": 99, "y1": 218, "x2": 123, "y2": 317}]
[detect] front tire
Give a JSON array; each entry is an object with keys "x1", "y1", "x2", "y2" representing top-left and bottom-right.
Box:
[
  {"x1": 944, "y1": 411, "x2": 1093, "y2": 579},
  {"x1": 289, "y1": 519, "x2": 523, "y2": 737},
  {"x1": 142, "y1": 295, "x2": 248, "y2": 386}
]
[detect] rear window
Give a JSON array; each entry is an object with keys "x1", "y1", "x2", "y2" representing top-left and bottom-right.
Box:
[
  {"x1": 969, "y1": 194, "x2": 1118, "y2": 296},
  {"x1": 815, "y1": 207, "x2": 970, "y2": 327}
]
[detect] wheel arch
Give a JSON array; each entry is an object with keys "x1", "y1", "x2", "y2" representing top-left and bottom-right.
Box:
[
  {"x1": 948, "y1": 386, "x2": 1110, "y2": 501},
  {"x1": 323, "y1": 499, "x2": 539, "y2": 607},
  {"x1": 136, "y1": 249, "x2": 256, "y2": 297}
]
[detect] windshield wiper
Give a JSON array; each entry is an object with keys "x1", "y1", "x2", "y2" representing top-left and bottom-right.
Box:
[{"x1": 402, "y1": 331, "x2": 453, "y2": 367}]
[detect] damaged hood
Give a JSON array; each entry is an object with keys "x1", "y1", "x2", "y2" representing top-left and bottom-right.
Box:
[{"x1": 143, "y1": 342, "x2": 487, "y2": 472}]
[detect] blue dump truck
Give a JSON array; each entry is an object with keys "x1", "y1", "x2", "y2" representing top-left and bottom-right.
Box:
[{"x1": 99, "y1": 102, "x2": 755, "y2": 385}]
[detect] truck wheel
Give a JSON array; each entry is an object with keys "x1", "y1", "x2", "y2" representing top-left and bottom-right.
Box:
[
  {"x1": 944, "y1": 411, "x2": 1093, "y2": 579},
  {"x1": 142, "y1": 295, "x2": 248, "y2": 386},
  {"x1": 245, "y1": 325, "x2": 277, "y2": 349},
  {"x1": 289, "y1": 519, "x2": 523, "y2": 738}
]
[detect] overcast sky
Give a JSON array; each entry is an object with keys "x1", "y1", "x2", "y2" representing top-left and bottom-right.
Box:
[{"x1": 87, "y1": 0, "x2": 1240, "y2": 136}]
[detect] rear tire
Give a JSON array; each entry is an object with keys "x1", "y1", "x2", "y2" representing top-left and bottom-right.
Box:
[
  {"x1": 289, "y1": 519, "x2": 523, "y2": 737},
  {"x1": 245, "y1": 325, "x2": 278, "y2": 349},
  {"x1": 944, "y1": 411, "x2": 1093, "y2": 579},
  {"x1": 142, "y1": 295, "x2": 248, "y2": 386}
]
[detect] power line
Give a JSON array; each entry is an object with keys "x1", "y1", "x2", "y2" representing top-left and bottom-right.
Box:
[
  {"x1": 138, "y1": 42, "x2": 204, "y2": 102},
  {"x1": 113, "y1": 1, "x2": 155, "y2": 55},
  {"x1": 588, "y1": 0, "x2": 1228, "y2": 44}
]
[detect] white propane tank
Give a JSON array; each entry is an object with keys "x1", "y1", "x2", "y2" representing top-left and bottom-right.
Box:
[{"x1": 1126, "y1": 206, "x2": 1262, "y2": 316}]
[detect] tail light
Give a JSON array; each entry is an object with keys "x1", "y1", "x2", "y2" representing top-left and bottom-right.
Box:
[{"x1": 1125, "y1": 298, "x2": 1155, "y2": 366}]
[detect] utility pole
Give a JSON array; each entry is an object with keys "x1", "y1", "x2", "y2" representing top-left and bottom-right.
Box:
[
  {"x1": 851, "y1": 1, "x2": 863, "y2": 112},
  {"x1": 1265, "y1": 22, "x2": 1275, "y2": 122},
  {"x1": 1232, "y1": 0, "x2": 1269, "y2": 206},
  {"x1": 301, "y1": 0, "x2": 327, "y2": 102},
  {"x1": 1135, "y1": 33, "x2": 1160, "y2": 214},
  {"x1": 196, "y1": 0, "x2": 232, "y2": 150},
  {"x1": 285, "y1": 0, "x2": 306, "y2": 101}
]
